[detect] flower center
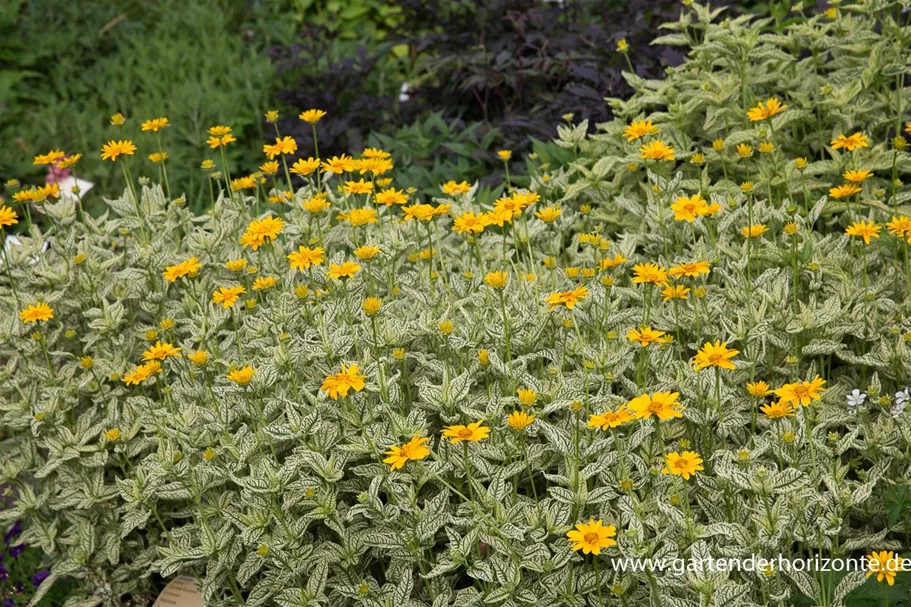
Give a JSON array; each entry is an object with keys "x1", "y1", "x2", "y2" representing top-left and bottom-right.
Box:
[
  {"x1": 457, "y1": 428, "x2": 474, "y2": 439},
  {"x1": 583, "y1": 532, "x2": 600, "y2": 545}
]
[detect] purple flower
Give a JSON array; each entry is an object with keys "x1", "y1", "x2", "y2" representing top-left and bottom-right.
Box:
[
  {"x1": 9, "y1": 543, "x2": 25, "y2": 558},
  {"x1": 0, "y1": 563, "x2": 8, "y2": 581},
  {"x1": 33, "y1": 569, "x2": 51, "y2": 588},
  {"x1": 2, "y1": 599, "x2": 13, "y2": 607},
  {"x1": 3, "y1": 521, "x2": 22, "y2": 545}
]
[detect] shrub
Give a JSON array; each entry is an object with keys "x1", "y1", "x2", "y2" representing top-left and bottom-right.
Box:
[{"x1": 2, "y1": 3, "x2": 911, "y2": 607}]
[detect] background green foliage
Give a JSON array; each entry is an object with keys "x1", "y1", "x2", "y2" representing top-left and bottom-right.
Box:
[{"x1": 0, "y1": 0, "x2": 278, "y2": 210}]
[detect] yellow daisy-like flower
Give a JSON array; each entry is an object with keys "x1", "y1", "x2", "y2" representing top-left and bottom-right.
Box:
[
  {"x1": 299, "y1": 109, "x2": 327, "y2": 124},
  {"x1": 252, "y1": 276, "x2": 278, "y2": 291},
  {"x1": 632, "y1": 262, "x2": 669, "y2": 286},
  {"x1": 484, "y1": 271, "x2": 509, "y2": 289},
  {"x1": 517, "y1": 388, "x2": 537, "y2": 406},
  {"x1": 328, "y1": 261, "x2": 362, "y2": 280},
  {"x1": 566, "y1": 518, "x2": 617, "y2": 555},
  {"x1": 442, "y1": 420, "x2": 490, "y2": 443},
  {"x1": 588, "y1": 408, "x2": 633, "y2": 430},
  {"x1": 829, "y1": 183, "x2": 862, "y2": 199},
  {"x1": 693, "y1": 340, "x2": 739, "y2": 371},
  {"x1": 188, "y1": 350, "x2": 209, "y2": 366},
  {"x1": 843, "y1": 169, "x2": 872, "y2": 183},
  {"x1": 211, "y1": 286, "x2": 246, "y2": 309},
  {"x1": 206, "y1": 125, "x2": 236, "y2": 149},
  {"x1": 452, "y1": 211, "x2": 489, "y2": 235},
  {"x1": 507, "y1": 411, "x2": 535, "y2": 431},
  {"x1": 746, "y1": 97, "x2": 787, "y2": 121},
  {"x1": 668, "y1": 261, "x2": 710, "y2": 279},
  {"x1": 661, "y1": 284, "x2": 690, "y2": 301},
  {"x1": 354, "y1": 245, "x2": 381, "y2": 260},
  {"x1": 227, "y1": 366, "x2": 256, "y2": 385},
  {"x1": 321, "y1": 364, "x2": 366, "y2": 400},
  {"x1": 263, "y1": 136, "x2": 297, "y2": 159},
  {"x1": 140, "y1": 117, "x2": 170, "y2": 132},
  {"x1": 670, "y1": 193, "x2": 709, "y2": 222},
  {"x1": 626, "y1": 327, "x2": 666, "y2": 347},
  {"x1": 545, "y1": 285, "x2": 589, "y2": 310},
  {"x1": 441, "y1": 180, "x2": 472, "y2": 196},
  {"x1": 866, "y1": 551, "x2": 903, "y2": 586},
  {"x1": 622, "y1": 119, "x2": 659, "y2": 142},
  {"x1": 662, "y1": 451, "x2": 704, "y2": 480},
  {"x1": 774, "y1": 376, "x2": 826, "y2": 407},
  {"x1": 162, "y1": 257, "x2": 202, "y2": 283},
  {"x1": 288, "y1": 246, "x2": 325, "y2": 271},
  {"x1": 19, "y1": 303, "x2": 54, "y2": 324},
  {"x1": 383, "y1": 435, "x2": 431, "y2": 470},
  {"x1": 640, "y1": 139, "x2": 675, "y2": 161},
  {"x1": 535, "y1": 207, "x2": 562, "y2": 222},
  {"x1": 831, "y1": 132, "x2": 869, "y2": 151},
  {"x1": 746, "y1": 381, "x2": 770, "y2": 397},
  {"x1": 625, "y1": 391, "x2": 685, "y2": 421},
  {"x1": 760, "y1": 400, "x2": 795, "y2": 419},
  {"x1": 291, "y1": 157, "x2": 321, "y2": 177},
  {"x1": 375, "y1": 188, "x2": 409, "y2": 206},
  {"x1": 0, "y1": 205, "x2": 19, "y2": 228},
  {"x1": 845, "y1": 220, "x2": 880, "y2": 244},
  {"x1": 741, "y1": 224, "x2": 768, "y2": 239},
  {"x1": 100, "y1": 139, "x2": 137, "y2": 162},
  {"x1": 142, "y1": 341, "x2": 182, "y2": 361}
]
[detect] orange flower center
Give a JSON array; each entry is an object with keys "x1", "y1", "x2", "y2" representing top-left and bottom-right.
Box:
[
  {"x1": 457, "y1": 428, "x2": 474, "y2": 439},
  {"x1": 584, "y1": 532, "x2": 600, "y2": 545}
]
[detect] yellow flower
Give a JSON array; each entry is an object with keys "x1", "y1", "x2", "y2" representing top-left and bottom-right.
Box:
[
  {"x1": 845, "y1": 220, "x2": 881, "y2": 244},
  {"x1": 337, "y1": 207, "x2": 377, "y2": 226},
  {"x1": 640, "y1": 139, "x2": 675, "y2": 161},
  {"x1": 439, "y1": 320, "x2": 453, "y2": 335},
  {"x1": 760, "y1": 400, "x2": 795, "y2": 419},
  {"x1": 625, "y1": 391, "x2": 685, "y2": 421},
  {"x1": 661, "y1": 284, "x2": 690, "y2": 301},
  {"x1": 203, "y1": 447, "x2": 217, "y2": 460},
  {"x1": 478, "y1": 349, "x2": 490, "y2": 365},
  {"x1": 299, "y1": 109, "x2": 327, "y2": 124},
  {"x1": 691, "y1": 152, "x2": 705, "y2": 165},
  {"x1": 148, "y1": 152, "x2": 168, "y2": 164},
  {"x1": 588, "y1": 407, "x2": 633, "y2": 430},
  {"x1": 264, "y1": 110, "x2": 279, "y2": 122},
  {"x1": 567, "y1": 519, "x2": 617, "y2": 555},
  {"x1": 442, "y1": 420, "x2": 490, "y2": 443},
  {"x1": 712, "y1": 138, "x2": 725, "y2": 151},
  {"x1": 80, "y1": 355, "x2": 93, "y2": 369},
  {"x1": 19, "y1": 303, "x2": 54, "y2": 324},
  {"x1": 288, "y1": 246, "x2": 325, "y2": 270},
  {"x1": 662, "y1": 451, "x2": 704, "y2": 480},
  {"x1": 211, "y1": 286, "x2": 246, "y2": 309},
  {"x1": 100, "y1": 140, "x2": 137, "y2": 162},
  {"x1": 507, "y1": 411, "x2": 535, "y2": 431},
  {"x1": 162, "y1": 256, "x2": 202, "y2": 283},
  {"x1": 741, "y1": 224, "x2": 768, "y2": 238},
  {"x1": 142, "y1": 341, "x2": 182, "y2": 361},
  {"x1": 626, "y1": 327, "x2": 666, "y2": 347},
  {"x1": 535, "y1": 207, "x2": 562, "y2": 222},
  {"x1": 375, "y1": 188, "x2": 409, "y2": 206},
  {"x1": 616, "y1": 39, "x2": 628, "y2": 52},
  {"x1": 225, "y1": 259, "x2": 248, "y2": 272},
  {"x1": 794, "y1": 157, "x2": 808, "y2": 169},
  {"x1": 441, "y1": 180, "x2": 472, "y2": 196},
  {"x1": 321, "y1": 364, "x2": 366, "y2": 399},
  {"x1": 517, "y1": 388, "x2": 538, "y2": 406},
  {"x1": 104, "y1": 428, "x2": 121, "y2": 441},
  {"x1": 758, "y1": 141, "x2": 774, "y2": 154},
  {"x1": 746, "y1": 97, "x2": 787, "y2": 121},
  {"x1": 240, "y1": 216, "x2": 284, "y2": 250},
  {"x1": 829, "y1": 183, "x2": 862, "y2": 199},
  {"x1": 622, "y1": 120, "x2": 659, "y2": 142},
  {"x1": 693, "y1": 340, "x2": 739, "y2": 371},
  {"x1": 545, "y1": 285, "x2": 589, "y2": 310},
  {"x1": 0, "y1": 205, "x2": 19, "y2": 228},
  {"x1": 497, "y1": 149, "x2": 512, "y2": 161},
  {"x1": 188, "y1": 350, "x2": 209, "y2": 366},
  {"x1": 362, "y1": 297, "x2": 382, "y2": 316},
  {"x1": 343, "y1": 178, "x2": 374, "y2": 195},
  {"x1": 670, "y1": 193, "x2": 709, "y2": 222},
  {"x1": 736, "y1": 143, "x2": 753, "y2": 158},
  {"x1": 354, "y1": 245, "x2": 381, "y2": 260},
  {"x1": 206, "y1": 125, "x2": 236, "y2": 149},
  {"x1": 33, "y1": 150, "x2": 66, "y2": 165},
  {"x1": 303, "y1": 194, "x2": 330, "y2": 214},
  {"x1": 843, "y1": 169, "x2": 872, "y2": 183},
  {"x1": 252, "y1": 276, "x2": 278, "y2": 291},
  {"x1": 227, "y1": 366, "x2": 256, "y2": 385},
  {"x1": 383, "y1": 435, "x2": 431, "y2": 470},
  {"x1": 886, "y1": 215, "x2": 911, "y2": 240},
  {"x1": 110, "y1": 112, "x2": 125, "y2": 126},
  {"x1": 668, "y1": 261, "x2": 710, "y2": 279},
  {"x1": 259, "y1": 161, "x2": 279, "y2": 175},
  {"x1": 140, "y1": 117, "x2": 169, "y2": 132},
  {"x1": 774, "y1": 376, "x2": 826, "y2": 407},
  {"x1": 484, "y1": 271, "x2": 509, "y2": 289},
  {"x1": 632, "y1": 262, "x2": 668, "y2": 285},
  {"x1": 746, "y1": 381, "x2": 770, "y2": 397},
  {"x1": 831, "y1": 132, "x2": 869, "y2": 151},
  {"x1": 866, "y1": 551, "x2": 903, "y2": 586},
  {"x1": 328, "y1": 261, "x2": 361, "y2": 280},
  {"x1": 291, "y1": 157, "x2": 321, "y2": 176}
]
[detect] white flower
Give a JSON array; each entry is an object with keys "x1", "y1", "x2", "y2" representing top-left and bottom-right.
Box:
[
  {"x1": 892, "y1": 388, "x2": 910, "y2": 419},
  {"x1": 846, "y1": 389, "x2": 866, "y2": 414}
]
